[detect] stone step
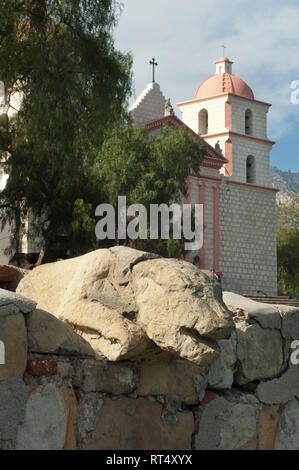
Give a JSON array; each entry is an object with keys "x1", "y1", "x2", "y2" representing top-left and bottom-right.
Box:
[{"x1": 245, "y1": 295, "x2": 299, "y2": 308}]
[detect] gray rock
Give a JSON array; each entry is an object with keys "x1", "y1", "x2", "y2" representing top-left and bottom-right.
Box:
[
  {"x1": 82, "y1": 359, "x2": 137, "y2": 394},
  {"x1": 0, "y1": 379, "x2": 29, "y2": 442},
  {"x1": 193, "y1": 390, "x2": 259, "y2": 450},
  {"x1": 208, "y1": 332, "x2": 237, "y2": 389},
  {"x1": 193, "y1": 373, "x2": 208, "y2": 401},
  {"x1": 77, "y1": 393, "x2": 104, "y2": 439},
  {"x1": 276, "y1": 399, "x2": 299, "y2": 450},
  {"x1": 280, "y1": 307, "x2": 299, "y2": 339},
  {"x1": 193, "y1": 395, "x2": 227, "y2": 450},
  {"x1": 223, "y1": 291, "x2": 281, "y2": 330},
  {"x1": 223, "y1": 291, "x2": 299, "y2": 340},
  {"x1": 0, "y1": 304, "x2": 20, "y2": 316},
  {"x1": 256, "y1": 365, "x2": 299, "y2": 404},
  {"x1": 0, "y1": 288, "x2": 36, "y2": 314},
  {"x1": 234, "y1": 319, "x2": 284, "y2": 385},
  {"x1": 27, "y1": 308, "x2": 94, "y2": 357},
  {"x1": 16, "y1": 384, "x2": 68, "y2": 450}
]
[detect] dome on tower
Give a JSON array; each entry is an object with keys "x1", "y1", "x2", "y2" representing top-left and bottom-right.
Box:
[{"x1": 195, "y1": 57, "x2": 254, "y2": 100}]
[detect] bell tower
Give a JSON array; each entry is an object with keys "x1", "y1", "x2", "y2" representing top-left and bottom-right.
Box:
[{"x1": 177, "y1": 57, "x2": 275, "y2": 187}]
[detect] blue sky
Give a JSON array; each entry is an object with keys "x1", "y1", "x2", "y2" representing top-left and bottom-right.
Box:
[{"x1": 114, "y1": 0, "x2": 299, "y2": 172}]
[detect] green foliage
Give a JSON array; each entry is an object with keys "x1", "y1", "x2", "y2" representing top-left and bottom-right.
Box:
[
  {"x1": 277, "y1": 193, "x2": 299, "y2": 230},
  {"x1": 97, "y1": 125, "x2": 205, "y2": 206},
  {"x1": 0, "y1": 1, "x2": 206, "y2": 262},
  {"x1": 277, "y1": 225, "x2": 299, "y2": 295},
  {"x1": 0, "y1": 0, "x2": 132, "y2": 260},
  {"x1": 96, "y1": 125, "x2": 206, "y2": 256}
]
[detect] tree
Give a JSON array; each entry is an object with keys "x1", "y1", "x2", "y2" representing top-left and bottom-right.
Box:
[
  {"x1": 96, "y1": 125, "x2": 206, "y2": 257},
  {"x1": 277, "y1": 192, "x2": 299, "y2": 230},
  {"x1": 276, "y1": 192, "x2": 299, "y2": 294},
  {"x1": 277, "y1": 225, "x2": 299, "y2": 295},
  {"x1": 0, "y1": 1, "x2": 206, "y2": 264},
  {"x1": 0, "y1": 0, "x2": 132, "y2": 262}
]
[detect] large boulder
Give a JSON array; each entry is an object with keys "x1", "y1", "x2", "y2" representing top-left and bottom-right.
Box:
[{"x1": 17, "y1": 247, "x2": 234, "y2": 366}]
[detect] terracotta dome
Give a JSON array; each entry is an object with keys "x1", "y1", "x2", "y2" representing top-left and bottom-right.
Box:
[{"x1": 195, "y1": 73, "x2": 254, "y2": 100}]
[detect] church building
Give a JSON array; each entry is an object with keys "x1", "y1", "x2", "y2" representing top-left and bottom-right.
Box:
[{"x1": 130, "y1": 57, "x2": 279, "y2": 295}]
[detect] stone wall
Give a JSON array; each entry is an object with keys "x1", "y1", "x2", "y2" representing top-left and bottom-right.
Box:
[
  {"x1": 1, "y1": 287, "x2": 299, "y2": 450},
  {"x1": 219, "y1": 181, "x2": 277, "y2": 295},
  {"x1": 188, "y1": 173, "x2": 277, "y2": 295}
]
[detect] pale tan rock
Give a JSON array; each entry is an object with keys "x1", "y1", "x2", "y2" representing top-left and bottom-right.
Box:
[
  {"x1": 0, "y1": 314, "x2": 27, "y2": 380},
  {"x1": 17, "y1": 249, "x2": 151, "y2": 361},
  {"x1": 60, "y1": 386, "x2": 77, "y2": 451},
  {"x1": 258, "y1": 404, "x2": 285, "y2": 450},
  {"x1": 17, "y1": 247, "x2": 233, "y2": 366},
  {"x1": 27, "y1": 309, "x2": 95, "y2": 357},
  {"x1": 82, "y1": 397, "x2": 194, "y2": 450},
  {"x1": 132, "y1": 258, "x2": 233, "y2": 365}
]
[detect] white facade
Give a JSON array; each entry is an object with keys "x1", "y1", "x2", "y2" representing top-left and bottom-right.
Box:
[
  {"x1": 130, "y1": 82, "x2": 167, "y2": 126},
  {"x1": 0, "y1": 83, "x2": 25, "y2": 263},
  {"x1": 131, "y1": 57, "x2": 278, "y2": 295}
]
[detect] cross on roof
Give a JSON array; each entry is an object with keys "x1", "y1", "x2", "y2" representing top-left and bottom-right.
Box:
[
  {"x1": 221, "y1": 45, "x2": 227, "y2": 56},
  {"x1": 149, "y1": 58, "x2": 158, "y2": 83}
]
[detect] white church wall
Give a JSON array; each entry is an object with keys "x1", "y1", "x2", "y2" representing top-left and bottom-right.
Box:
[
  {"x1": 130, "y1": 82, "x2": 166, "y2": 126},
  {"x1": 179, "y1": 95, "x2": 227, "y2": 136},
  {"x1": 219, "y1": 182, "x2": 277, "y2": 296},
  {"x1": 229, "y1": 95, "x2": 269, "y2": 140},
  {"x1": 230, "y1": 135, "x2": 271, "y2": 186},
  {"x1": 199, "y1": 165, "x2": 221, "y2": 178}
]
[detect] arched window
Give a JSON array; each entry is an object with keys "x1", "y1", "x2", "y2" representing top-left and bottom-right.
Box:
[
  {"x1": 246, "y1": 155, "x2": 256, "y2": 184},
  {"x1": 198, "y1": 109, "x2": 208, "y2": 135},
  {"x1": 245, "y1": 109, "x2": 252, "y2": 135}
]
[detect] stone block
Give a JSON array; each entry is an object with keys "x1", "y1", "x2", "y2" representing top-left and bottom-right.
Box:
[
  {"x1": 256, "y1": 365, "x2": 299, "y2": 405},
  {"x1": 0, "y1": 288, "x2": 36, "y2": 314},
  {"x1": 234, "y1": 319, "x2": 284, "y2": 385},
  {"x1": 276, "y1": 399, "x2": 299, "y2": 450},
  {"x1": 257, "y1": 404, "x2": 284, "y2": 450},
  {"x1": 0, "y1": 313, "x2": 27, "y2": 380},
  {"x1": 0, "y1": 379, "x2": 29, "y2": 443},
  {"x1": 82, "y1": 360, "x2": 137, "y2": 395},
  {"x1": 27, "y1": 309, "x2": 94, "y2": 357},
  {"x1": 16, "y1": 384, "x2": 77, "y2": 450},
  {"x1": 193, "y1": 390, "x2": 260, "y2": 450},
  {"x1": 82, "y1": 397, "x2": 194, "y2": 450},
  {"x1": 27, "y1": 358, "x2": 57, "y2": 377},
  {"x1": 136, "y1": 359, "x2": 206, "y2": 405}
]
